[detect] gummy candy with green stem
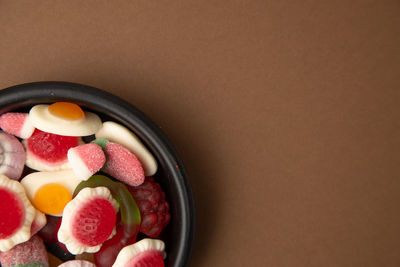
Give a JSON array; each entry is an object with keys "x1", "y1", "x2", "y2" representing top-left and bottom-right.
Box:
[{"x1": 74, "y1": 175, "x2": 141, "y2": 267}]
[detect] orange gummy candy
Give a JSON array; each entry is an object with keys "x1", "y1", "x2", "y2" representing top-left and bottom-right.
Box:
[{"x1": 48, "y1": 102, "x2": 85, "y2": 120}]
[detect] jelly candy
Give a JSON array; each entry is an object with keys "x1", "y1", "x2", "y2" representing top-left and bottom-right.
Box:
[
  {"x1": 29, "y1": 102, "x2": 102, "y2": 136},
  {"x1": 95, "y1": 121, "x2": 158, "y2": 176},
  {"x1": 0, "y1": 235, "x2": 49, "y2": 267},
  {"x1": 24, "y1": 129, "x2": 80, "y2": 171},
  {"x1": 58, "y1": 187, "x2": 119, "y2": 254},
  {"x1": 0, "y1": 174, "x2": 35, "y2": 252},
  {"x1": 74, "y1": 175, "x2": 141, "y2": 267},
  {"x1": 129, "y1": 177, "x2": 171, "y2": 237},
  {"x1": 0, "y1": 132, "x2": 26, "y2": 180},
  {"x1": 68, "y1": 143, "x2": 106, "y2": 180},
  {"x1": 0, "y1": 112, "x2": 35, "y2": 139},
  {"x1": 20, "y1": 170, "x2": 82, "y2": 216},
  {"x1": 112, "y1": 238, "x2": 165, "y2": 267},
  {"x1": 93, "y1": 138, "x2": 145, "y2": 186}
]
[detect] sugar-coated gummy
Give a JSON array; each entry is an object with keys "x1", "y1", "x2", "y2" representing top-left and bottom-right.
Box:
[
  {"x1": 92, "y1": 139, "x2": 145, "y2": 186},
  {"x1": 95, "y1": 121, "x2": 158, "y2": 176},
  {"x1": 68, "y1": 143, "x2": 106, "y2": 180},
  {"x1": 0, "y1": 235, "x2": 49, "y2": 267},
  {"x1": 0, "y1": 112, "x2": 35, "y2": 139}
]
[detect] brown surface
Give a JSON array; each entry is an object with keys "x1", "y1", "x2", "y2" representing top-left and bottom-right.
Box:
[{"x1": 0, "y1": 1, "x2": 400, "y2": 266}]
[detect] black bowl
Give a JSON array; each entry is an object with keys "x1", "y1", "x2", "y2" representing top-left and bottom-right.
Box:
[{"x1": 0, "y1": 81, "x2": 195, "y2": 267}]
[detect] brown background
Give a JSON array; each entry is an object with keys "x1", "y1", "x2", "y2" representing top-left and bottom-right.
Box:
[{"x1": 1, "y1": 1, "x2": 400, "y2": 266}]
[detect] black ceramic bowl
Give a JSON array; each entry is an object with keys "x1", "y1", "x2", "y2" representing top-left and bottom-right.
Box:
[{"x1": 0, "y1": 82, "x2": 194, "y2": 267}]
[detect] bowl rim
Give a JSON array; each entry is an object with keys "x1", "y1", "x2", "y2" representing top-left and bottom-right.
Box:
[{"x1": 0, "y1": 81, "x2": 195, "y2": 267}]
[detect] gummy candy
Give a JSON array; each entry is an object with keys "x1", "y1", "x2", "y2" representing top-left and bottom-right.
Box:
[{"x1": 74, "y1": 175, "x2": 141, "y2": 267}]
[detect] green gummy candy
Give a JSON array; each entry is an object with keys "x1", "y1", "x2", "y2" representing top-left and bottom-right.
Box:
[{"x1": 92, "y1": 138, "x2": 109, "y2": 150}]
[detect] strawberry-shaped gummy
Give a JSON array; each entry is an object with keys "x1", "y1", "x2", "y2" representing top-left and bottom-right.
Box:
[{"x1": 128, "y1": 177, "x2": 170, "y2": 237}]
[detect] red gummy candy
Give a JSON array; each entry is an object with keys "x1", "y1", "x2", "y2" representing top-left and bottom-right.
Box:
[
  {"x1": 27, "y1": 129, "x2": 79, "y2": 164},
  {"x1": 0, "y1": 187, "x2": 24, "y2": 239},
  {"x1": 71, "y1": 198, "x2": 117, "y2": 246},
  {"x1": 129, "y1": 177, "x2": 170, "y2": 237},
  {"x1": 126, "y1": 249, "x2": 165, "y2": 267}
]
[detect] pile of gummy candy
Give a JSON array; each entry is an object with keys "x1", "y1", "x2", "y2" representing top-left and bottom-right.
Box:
[{"x1": 0, "y1": 102, "x2": 170, "y2": 267}]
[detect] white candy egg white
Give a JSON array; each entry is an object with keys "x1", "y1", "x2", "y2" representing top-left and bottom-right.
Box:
[
  {"x1": 20, "y1": 170, "x2": 82, "y2": 216},
  {"x1": 112, "y1": 238, "x2": 166, "y2": 267},
  {"x1": 29, "y1": 104, "x2": 102, "y2": 136},
  {"x1": 58, "y1": 187, "x2": 119, "y2": 255}
]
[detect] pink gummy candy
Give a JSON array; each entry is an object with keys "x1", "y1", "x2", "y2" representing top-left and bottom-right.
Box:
[
  {"x1": 104, "y1": 142, "x2": 145, "y2": 186},
  {"x1": 0, "y1": 113, "x2": 35, "y2": 139},
  {"x1": 0, "y1": 235, "x2": 49, "y2": 267},
  {"x1": 68, "y1": 143, "x2": 106, "y2": 180}
]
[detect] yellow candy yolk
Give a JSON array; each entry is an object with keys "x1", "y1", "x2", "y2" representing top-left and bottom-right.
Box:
[
  {"x1": 33, "y1": 184, "x2": 72, "y2": 215},
  {"x1": 48, "y1": 102, "x2": 85, "y2": 120}
]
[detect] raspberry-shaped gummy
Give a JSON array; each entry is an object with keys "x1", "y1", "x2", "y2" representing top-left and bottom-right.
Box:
[{"x1": 129, "y1": 177, "x2": 170, "y2": 238}]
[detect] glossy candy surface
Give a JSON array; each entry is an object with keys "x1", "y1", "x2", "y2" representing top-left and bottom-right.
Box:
[
  {"x1": 29, "y1": 103, "x2": 102, "y2": 136},
  {"x1": 48, "y1": 102, "x2": 85, "y2": 121},
  {"x1": 24, "y1": 129, "x2": 80, "y2": 171},
  {"x1": 0, "y1": 174, "x2": 36, "y2": 252},
  {"x1": 21, "y1": 170, "x2": 82, "y2": 216},
  {"x1": 112, "y1": 238, "x2": 165, "y2": 267},
  {"x1": 58, "y1": 187, "x2": 119, "y2": 254}
]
